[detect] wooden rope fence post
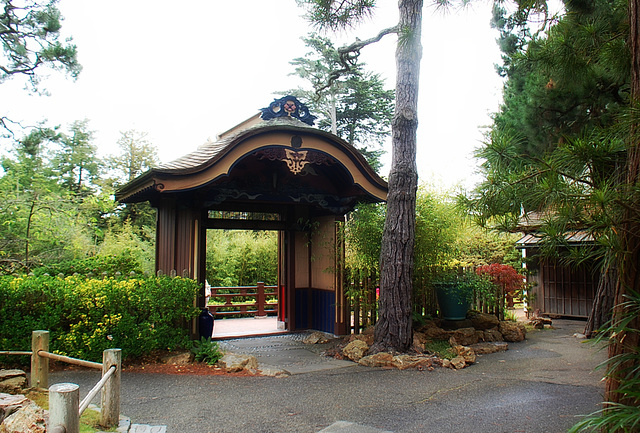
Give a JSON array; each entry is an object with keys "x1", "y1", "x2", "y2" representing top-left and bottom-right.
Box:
[
  {"x1": 49, "y1": 383, "x2": 80, "y2": 433},
  {"x1": 101, "y1": 348, "x2": 121, "y2": 427},
  {"x1": 31, "y1": 330, "x2": 49, "y2": 388}
]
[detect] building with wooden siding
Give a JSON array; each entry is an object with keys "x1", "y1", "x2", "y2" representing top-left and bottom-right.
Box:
[
  {"x1": 116, "y1": 96, "x2": 388, "y2": 335},
  {"x1": 517, "y1": 231, "x2": 599, "y2": 318}
]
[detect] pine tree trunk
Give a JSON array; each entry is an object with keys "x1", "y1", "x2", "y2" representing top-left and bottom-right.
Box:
[
  {"x1": 605, "y1": 0, "x2": 640, "y2": 406},
  {"x1": 584, "y1": 264, "x2": 616, "y2": 338},
  {"x1": 371, "y1": 0, "x2": 423, "y2": 354}
]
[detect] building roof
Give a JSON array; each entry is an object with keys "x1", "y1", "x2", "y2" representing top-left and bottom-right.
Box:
[{"x1": 115, "y1": 115, "x2": 388, "y2": 215}]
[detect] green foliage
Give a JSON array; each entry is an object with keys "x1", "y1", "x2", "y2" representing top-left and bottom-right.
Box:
[
  {"x1": 285, "y1": 33, "x2": 394, "y2": 171},
  {"x1": 206, "y1": 230, "x2": 277, "y2": 287},
  {"x1": 190, "y1": 337, "x2": 224, "y2": 365},
  {"x1": 0, "y1": 275, "x2": 199, "y2": 363},
  {"x1": 424, "y1": 339, "x2": 456, "y2": 360},
  {"x1": 345, "y1": 202, "x2": 385, "y2": 273},
  {"x1": 98, "y1": 223, "x2": 155, "y2": 274},
  {"x1": 296, "y1": 0, "x2": 376, "y2": 31},
  {"x1": 568, "y1": 291, "x2": 640, "y2": 432},
  {"x1": 31, "y1": 251, "x2": 143, "y2": 277},
  {"x1": 0, "y1": 0, "x2": 81, "y2": 93}
]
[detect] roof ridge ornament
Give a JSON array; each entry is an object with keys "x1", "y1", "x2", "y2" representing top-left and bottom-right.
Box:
[{"x1": 260, "y1": 95, "x2": 317, "y2": 126}]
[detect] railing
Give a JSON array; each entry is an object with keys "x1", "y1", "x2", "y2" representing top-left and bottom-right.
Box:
[
  {"x1": 207, "y1": 282, "x2": 278, "y2": 318},
  {"x1": 0, "y1": 330, "x2": 120, "y2": 433}
]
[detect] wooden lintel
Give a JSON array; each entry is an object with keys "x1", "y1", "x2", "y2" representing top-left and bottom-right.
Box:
[{"x1": 203, "y1": 218, "x2": 288, "y2": 231}]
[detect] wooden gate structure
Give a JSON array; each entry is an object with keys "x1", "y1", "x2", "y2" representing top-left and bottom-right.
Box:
[{"x1": 116, "y1": 96, "x2": 387, "y2": 335}]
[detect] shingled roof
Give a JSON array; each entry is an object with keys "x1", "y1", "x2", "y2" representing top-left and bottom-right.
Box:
[{"x1": 115, "y1": 115, "x2": 388, "y2": 215}]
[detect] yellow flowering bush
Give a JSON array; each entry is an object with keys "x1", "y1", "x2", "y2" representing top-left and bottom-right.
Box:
[{"x1": 0, "y1": 275, "x2": 199, "y2": 363}]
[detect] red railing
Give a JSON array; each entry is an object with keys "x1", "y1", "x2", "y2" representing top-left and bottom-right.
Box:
[{"x1": 207, "y1": 282, "x2": 278, "y2": 318}]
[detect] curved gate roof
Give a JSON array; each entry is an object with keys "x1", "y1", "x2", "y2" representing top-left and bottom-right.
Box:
[{"x1": 116, "y1": 116, "x2": 388, "y2": 215}]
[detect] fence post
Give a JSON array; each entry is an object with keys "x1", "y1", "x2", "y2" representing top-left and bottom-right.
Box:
[
  {"x1": 31, "y1": 330, "x2": 49, "y2": 388},
  {"x1": 49, "y1": 383, "x2": 79, "y2": 433},
  {"x1": 101, "y1": 349, "x2": 121, "y2": 427},
  {"x1": 256, "y1": 282, "x2": 266, "y2": 317}
]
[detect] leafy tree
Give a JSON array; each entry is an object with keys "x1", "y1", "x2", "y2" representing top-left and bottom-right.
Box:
[
  {"x1": 107, "y1": 130, "x2": 159, "y2": 232},
  {"x1": 53, "y1": 119, "x2": 100, "y2": 195},
  {"x1": 287, "y1": 33, "x2": 394, "y2": 171}
]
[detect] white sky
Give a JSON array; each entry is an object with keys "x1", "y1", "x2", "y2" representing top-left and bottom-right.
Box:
[{"x1": 2, "y1": 0, "x2": 503, "y2": 191}]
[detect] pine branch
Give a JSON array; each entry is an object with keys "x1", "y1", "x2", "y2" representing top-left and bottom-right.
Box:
[{"x1": 314, "y1": 25, "x2": 400, "y2": 97}]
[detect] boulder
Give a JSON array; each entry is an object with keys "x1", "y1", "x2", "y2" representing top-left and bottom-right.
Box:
[
  {"x1": 343, "y1": 340, "x2": 369, "y2": 362},
  {"x1": 415, "y1": 319, "x2": 441, "y2": 333},
  {"x1": 482, "y1": 329, "x2": 504, "y2": 342},
  {"x1": 468, "y1": 311, "x2": 500, "y2": 330},
  {"x1": 413, "y1": 332, "x2": 428, "y2": 352},
  {"x1": 423, "y1": 327, "x2": 452, "y2": 341},
  {"x1": 0, "y1": 371, "x2": 27, "y2": 394},
  {"x1": 470, "y1": 342, "x2": 509, "y2": 354},
  {"x1": 449, "y1": 327, "x2": 480, "y2": 346},
  {"x1": 453, "y1": 345, "x2": 476, "y2": 364},
  {"x1": 391, "y1": 355, "x2": 434, "y2": 370},
  {"x1": 358, "y1": 352, "x2": 394, "y2": 368},
  {"x1": 218, "y1": 353, "x2": 258, "y2": 373},
  {"x1": 303, "y1": 331, "x2": 331, "y2": 345},
  {"x1": 347, "y1": 333, "x2": 375, "y2": 346},
  {"x1": 499, "y1": 321, "x2": 527, "y2": 342},
  {"x1": 161, "y1": 351, "x2": 194, "y2": 365},
  {"x1": 450, "y1": 356, "x2": 467, "y2": 369},
  {"x1": 0, "y1": 395, "x2": 46, "y2": 433}
]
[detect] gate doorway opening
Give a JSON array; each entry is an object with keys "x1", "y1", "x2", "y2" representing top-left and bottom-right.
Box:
[{"x1": 205, "y1": 224, "x2": 282, "y2": 338}]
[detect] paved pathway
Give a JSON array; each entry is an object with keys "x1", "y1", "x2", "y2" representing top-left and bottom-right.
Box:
[{"x1": 57, "y1": 319, "x2": 606, "y2": 433}]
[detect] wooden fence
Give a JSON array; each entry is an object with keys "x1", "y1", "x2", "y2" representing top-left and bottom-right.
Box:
[
  {"x1": 0, "y1": 330, "x2": 120, "y2": 433},
  {"x1": 345, "y1": 271, "x2": 510, "y2": 333},
  {"x1": 207, "y1": 282, "x2": 278, "y2": 318}
]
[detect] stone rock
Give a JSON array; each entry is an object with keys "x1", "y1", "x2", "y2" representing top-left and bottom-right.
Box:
[
  {"x1": 391, "y1": 355, "x2": 434, "y2": 370},
  {"x1": 470, "y1": 341, "x2": 509, "y2": 354},
  {"x1": 303, "y1": 331, "x2": 330, "y2": 345},
  {"x1": 441, "y1": 319, "x2": 474, "y2": 330},
  {"x1": 482, "y1": 329, "x2": 504, "y2": 342},
  {"x1": 413, "y1": 332, "x2": 428, "y2": 352},
  {"x1": 0, "y1": 371, "x2": 28, "y2": 394},
  {"x1": 450, "y1": 356, "x2": 467, "y2": 369},
  {"x1": 415, "y1": 319, "x2": 440, "y2": 333},
  {"x1": 358, "y1": 352, "x2": 394, "y2": 368},
  {"x1": 499, "y1": 321, "x2": 527, "y2": 342},
  {"x1": 218, "y1": 353, "x2": 258, "y2": 373},
  {"x1": 441, "y1": 359, "x2": 451, "y2": 368},
  {"x1": 161, "y1": 351, "x2": 194, "y2": 365},
  {"x1": 342, "y1": 340, "x2": 369, "y2": 362},
  {"x1": 347, "y1": 333, "x2": 374, "y2": 346},
  {"x1": 0, "y1": 397, "x2": 46, "y2": 433},
  {"x1": 258, "y1": 367, "x2": 291, "y2": 377},
  {"x1": 468, "y1": 311, "x2": 500, "y2": 330},
  {"x1": 449, "y1": 327, "x2": 480, "y2": 346},
  {"x1": 453, "y1": 345, "x2": 476, "y2": 364},
  {"x1": 423, "y1": 327, "x2": 452, "y2": 341}
]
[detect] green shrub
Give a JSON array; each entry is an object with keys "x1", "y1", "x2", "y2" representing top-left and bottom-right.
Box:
[
  {"x1": 0, "y1": 275, "x2": 199, "y2": 364},
  {"x1": 31, "y1": 251, "x2": 143, "y2": 277},
  {"x1": 190, "y1": 337, "x2": 224, "y2": 365}
]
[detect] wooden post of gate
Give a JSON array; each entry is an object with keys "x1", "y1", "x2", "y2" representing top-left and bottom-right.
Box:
[
  {"x1": 101, "y1": 348, "x2": 121, "y2": 427},
  {"x1": 31, "y1": 330, "x2": 49, "y2": 388},
  {"x1": 49, "y1": 383, "x2": 80, "y2": 433},
  {"x1": 257, "y1": 282, "x2": 266, "y2": 317}
]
